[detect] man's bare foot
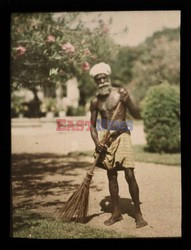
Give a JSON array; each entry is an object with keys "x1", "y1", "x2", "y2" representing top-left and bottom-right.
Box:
[
  {"x1": 104, "y1": 214, "x2": 123, "y2": 226},
  {"x1": 135, "y1": 214, "x2": 148, "y2": 228}
]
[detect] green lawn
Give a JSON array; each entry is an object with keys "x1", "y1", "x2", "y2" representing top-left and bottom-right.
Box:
[
  {"x1": 133, "y1": 145, "x2": 181, "y2": 166},
  {"x1": 69, "y1": 145, "x2": 181, "y2": 166},
  {"x1": 12, "y1": 209, "x2": 133, "y2": 239}
]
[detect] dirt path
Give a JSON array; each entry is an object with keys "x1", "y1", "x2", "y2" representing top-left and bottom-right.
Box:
[
  {"x1": 12, "y1": 154, "x2": 181, "y2": 238},
  {"x1": 11, "y1": 119, "x2": 146, "y2": 154},
  {"x1": 11, "y1": 120, "x2": 181, "y2": 238},
  {"x1": 87, "y1": 162, "x2": 181, "y2": 238}
]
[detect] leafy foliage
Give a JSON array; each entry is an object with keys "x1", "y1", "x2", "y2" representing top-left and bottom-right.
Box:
[
  {"x1": 40, "y1": 97, "x2": 58, "y2": 113},
  {"x1": 111, "y1": 28, "x2": 180, "y2": 107},
  {"x1": 141, "y1": 82, "x2": 180, "y2": 153},
  {"x1": 11, "y1": 93, "x2": 28, "y2": 116},
  {"x1": 11, "y1": 13, "x2": 180, "y2": 113},
  {"x1": 11, "y1": 13, "x2": 118, "y2": 93},
  {"x1": 110, "y1": 46, "x2": 141, "y2": 86},
  {"x1": 66, "y1": 106, "x2": 86, "y2": 116},
  {"x1": 78, "y1": 72, "x2": 97, "y2": 106}
]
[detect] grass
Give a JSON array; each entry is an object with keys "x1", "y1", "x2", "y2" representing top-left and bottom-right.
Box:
[
  {"x1": 68, "y1": 144, "x2": 181, "y2": 166},
  {"x1": 13, "y1": 209, "x2": 133, "y2": 239},
  {"x1": 133, "y1": 145, "x2": 181, "y2": 166}
]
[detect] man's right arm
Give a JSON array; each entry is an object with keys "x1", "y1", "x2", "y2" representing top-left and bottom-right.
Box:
[
  {"x1": 90, "y1": 98, "x2": 107, "y2": 154},
  {"x1": 90, "y1": 98, "x2": 99, "y2": 146}
]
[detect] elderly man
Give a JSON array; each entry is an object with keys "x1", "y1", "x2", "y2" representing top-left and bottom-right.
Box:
[{"x1": 89, "y1": 62, "x2": 148, "y2": 228}]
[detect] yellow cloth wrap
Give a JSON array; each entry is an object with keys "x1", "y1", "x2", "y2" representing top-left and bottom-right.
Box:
[{"x1": 94, "y1": 130, "x2": 135, "y2": 171}]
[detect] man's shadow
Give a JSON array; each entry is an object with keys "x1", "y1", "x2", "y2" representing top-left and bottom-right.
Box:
[
  {"x1": 99, "y1": 196, "x2": 135, "y2": 219},
  {"x1": 86, "y1": 196, "x2": 135, "y2": 223}
]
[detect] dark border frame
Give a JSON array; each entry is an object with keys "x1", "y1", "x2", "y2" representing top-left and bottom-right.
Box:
[{"x1": 0, "y1": 0, "x2": 190, "y2": 247}]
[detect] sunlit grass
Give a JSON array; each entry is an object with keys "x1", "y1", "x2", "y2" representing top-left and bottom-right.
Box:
[
  {"x1": 13, "y1": 209, "x2": 133, "y2": 239},
  {"x1": 133, "y1": 145, "x2": 181, "y2": 166}
]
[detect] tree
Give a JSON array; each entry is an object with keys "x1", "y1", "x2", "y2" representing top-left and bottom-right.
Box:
[
  {"x1": 108, "y1": 28, "x2": 180, "y2": 107},
  {"x1": 129, "y1": 28, "x2": 180, "y2": 106},
  {"x1": 11, "y1": 12, "x2": 118, "y2": 98},
  {"x1": 110, "y1": 46, "x2": 141, "y2": 86}
]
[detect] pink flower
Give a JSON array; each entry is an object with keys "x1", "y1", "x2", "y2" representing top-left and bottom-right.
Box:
[
  {"x1": 82, "y1": 62, "x2": 90, "y2": 71},
  {"x1": 61, "y1": 42, "x2": 75, "y2": 53},
  {"x1": 47, "y1": 35, "x2": 56, "y2": 42},
  {"x1": 83, "y1": 48, "x2": 91, "y2": 56},
  {"x1": 16, "y1": 46, "x2": 26, "y2": 55}
]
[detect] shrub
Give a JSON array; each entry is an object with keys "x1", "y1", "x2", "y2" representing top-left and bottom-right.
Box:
[
  {"x1": 11, "y1": 93, "x2": 28, "y2": 117},
  {"x1": 40, "y1": 98, "x2": 57, "y2": 113},
  {"x1": 66, "y1": 106, "x2": 86, "y2": 116},
  {"x1": 141, "y1": 82, "x2": 180, "y2": 153}
]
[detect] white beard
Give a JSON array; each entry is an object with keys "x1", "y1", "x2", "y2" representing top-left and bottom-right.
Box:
[{"x1": 97, "y1": 82, "x2": 111, "y2": 96}]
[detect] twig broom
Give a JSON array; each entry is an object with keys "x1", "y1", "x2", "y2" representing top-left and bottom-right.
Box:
[{"x1": 59, "y1": 101, "x2": 122, "y2": 223}]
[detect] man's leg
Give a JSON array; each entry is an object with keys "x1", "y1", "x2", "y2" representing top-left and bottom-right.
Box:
[
  {"x1": 104, "y1": 169, "x2": 123, "y2": 226},
  {"x1": 124, "y1": 168, "x2": 148, "y2": 228}
]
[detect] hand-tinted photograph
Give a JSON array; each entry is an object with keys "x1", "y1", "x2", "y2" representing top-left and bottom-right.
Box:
[{"x1": 11, "y1": 11, "x2": 181, "y2": 239}]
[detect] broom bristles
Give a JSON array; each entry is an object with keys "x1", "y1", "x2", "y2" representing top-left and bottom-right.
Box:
[{"x1": 59, "y1": 173, "x2": 93, "y2": 223}]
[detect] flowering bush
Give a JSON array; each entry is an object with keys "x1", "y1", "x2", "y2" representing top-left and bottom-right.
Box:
[
  {"x1": 11, "y1": 13, "x2": 118, "y2": 93},
  {"x1": 47, "y1": 35, "x2": 56, "y2": 43},
  {"x1": 82, "y1": 62, "x2": 90, "y2": 71},
  {"x1": 61, "y1": 42, "x2": 75, "y2": 53},
  {"x1": 15, "y1": 46, "x2": 26, "y2": 56},
  {"x1": 83, "y1": 48, "x2": 91, "y2": 56}
]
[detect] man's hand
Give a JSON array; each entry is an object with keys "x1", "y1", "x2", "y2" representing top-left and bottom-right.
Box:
[
  {"x1": 96, "y1": 141, "x2": 107, "y2": 154},
  {"x1": 119, "y1": 88, "x2": 129, "y2": 104}
]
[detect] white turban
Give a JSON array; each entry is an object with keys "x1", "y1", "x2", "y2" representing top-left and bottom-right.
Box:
[{"x1": 89, "y1": 62, "x2": 111, "y2": 77}]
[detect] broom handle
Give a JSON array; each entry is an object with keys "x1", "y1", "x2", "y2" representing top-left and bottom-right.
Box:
[{"x1": 89, "y1": 101, "x2": 122, "y2": 175}]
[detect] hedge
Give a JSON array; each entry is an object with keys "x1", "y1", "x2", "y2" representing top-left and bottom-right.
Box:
[{"x1": 141, "y1": 82, "x2": 180, "y2": 153}]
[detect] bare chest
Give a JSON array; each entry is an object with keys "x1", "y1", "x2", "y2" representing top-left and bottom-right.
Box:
[{"x1": 97, "y1": 91, "x2": 120, "y2": 115}]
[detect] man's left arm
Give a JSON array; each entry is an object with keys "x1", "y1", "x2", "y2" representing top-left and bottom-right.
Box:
[{"x1": 119, "y1": 88, "x2": 141, "y2": 119}]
